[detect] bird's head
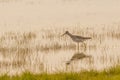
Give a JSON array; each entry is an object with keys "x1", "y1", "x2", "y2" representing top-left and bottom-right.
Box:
[{"x1": 62, "y1": 31, "x2": 69, "y2": 36}]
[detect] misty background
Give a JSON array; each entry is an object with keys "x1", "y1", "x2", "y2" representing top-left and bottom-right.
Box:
[{"x1": 0, "y1": 0, "x2": 120, "y2": 31}]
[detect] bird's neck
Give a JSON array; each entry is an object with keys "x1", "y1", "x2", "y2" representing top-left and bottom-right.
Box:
[{"x1": 67, "y1": 32, "x2": 73, "y2": 38}]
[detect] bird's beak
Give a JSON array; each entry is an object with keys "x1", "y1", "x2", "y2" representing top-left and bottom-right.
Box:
[{"x1": 61, "y1": 33, "x2": 66, "y2": 36}]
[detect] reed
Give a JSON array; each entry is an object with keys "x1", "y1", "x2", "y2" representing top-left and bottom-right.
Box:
[{"x1": 0, "y1": 24, "x2": 120, "y2": 75}]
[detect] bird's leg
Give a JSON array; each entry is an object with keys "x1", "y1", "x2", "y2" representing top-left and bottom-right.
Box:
[
  {"x1": 77, "y1": 43, "x2": 79, "y2": 52},
  {"x1": 83, "y1": 42, "x2": 86, "y2": 51}
]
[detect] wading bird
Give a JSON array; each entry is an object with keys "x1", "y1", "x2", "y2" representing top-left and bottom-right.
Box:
[{"x1": 62, "y1": 31, "x2": 91, "y2": 50}]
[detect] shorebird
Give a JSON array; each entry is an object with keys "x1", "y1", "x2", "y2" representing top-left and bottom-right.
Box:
[
  {"x1": 66, "y1": 52, "x2": 91, "y2": 65},
  {"x1": 62, "y1": 31, "x2": 91, "y2": 50}
]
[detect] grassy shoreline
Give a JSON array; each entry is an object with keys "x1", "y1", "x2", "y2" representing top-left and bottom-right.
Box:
[{"x1": 1, "y1": 66, "x2": 120, "y2": 80}]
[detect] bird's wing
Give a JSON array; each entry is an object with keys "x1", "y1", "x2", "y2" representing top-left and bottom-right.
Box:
[
  {"x1": 73, "y1": 35, "x2": 84, "y2": 39},
  {"x1": 73, "y1": 35, "x2": 91, "y2": 39}
]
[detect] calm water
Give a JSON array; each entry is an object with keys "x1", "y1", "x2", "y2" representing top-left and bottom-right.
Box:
[{"x1": 0, "y1": 31, "x2": 120, "y2": 75}]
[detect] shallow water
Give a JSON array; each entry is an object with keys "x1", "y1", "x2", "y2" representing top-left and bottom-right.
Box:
[
  {"x1": 0, "y1": 27, "x2": 120, "y2": 75},
  {"x1": 0, "y1": 38, "x2": 120, "y2": 75}
]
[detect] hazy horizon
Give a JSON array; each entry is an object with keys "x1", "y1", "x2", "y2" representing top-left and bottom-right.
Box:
[{"x1": 0, "y1": 0, "x2": 120, "y2": 31}]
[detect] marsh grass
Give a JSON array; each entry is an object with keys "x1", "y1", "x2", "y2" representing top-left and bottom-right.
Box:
[
  {"x1": 0, "y1": 25, "x2": 120, "y2": 75},
  {"x1": 1, "y1": 66, "x2": 120, "y2": 80}
]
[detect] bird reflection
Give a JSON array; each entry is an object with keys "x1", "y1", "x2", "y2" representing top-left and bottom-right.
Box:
[{"x1": 66, "y1": 52, "x2": 91, "y2": 65}]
